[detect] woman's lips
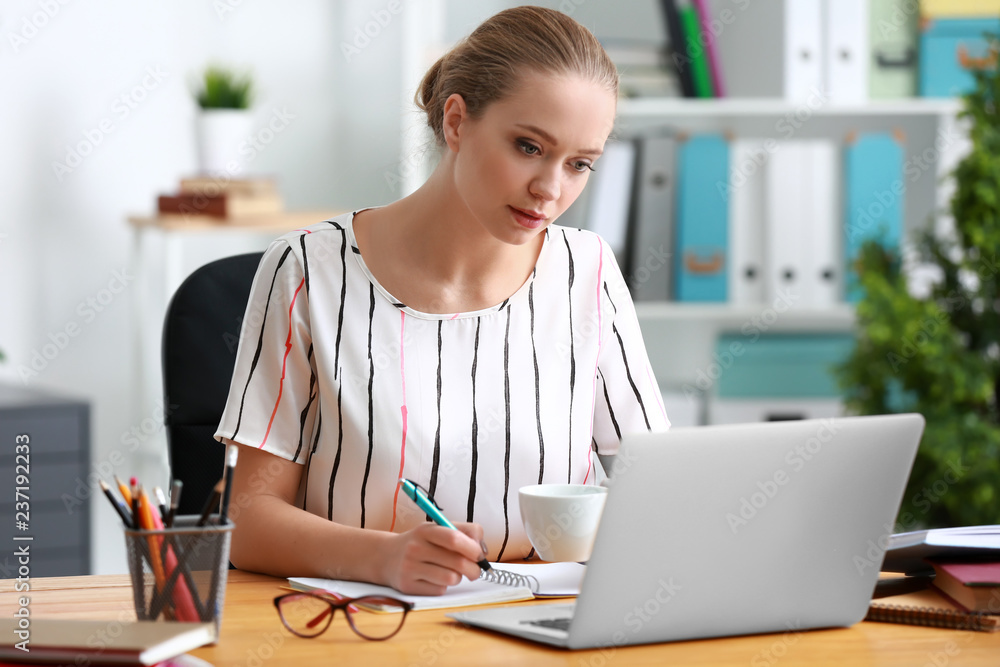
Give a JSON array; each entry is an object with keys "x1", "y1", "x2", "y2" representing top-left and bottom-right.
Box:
[{"x1": 510, "y1": 206, "x2": 546, "y2": 229}]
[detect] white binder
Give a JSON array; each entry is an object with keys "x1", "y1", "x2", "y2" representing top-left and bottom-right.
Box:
[
  {"x1": 765, "y1": 140, "x2": 843, "y2": 307},
  {"x1": 764, "y1": 141, "x2": 808, "y2": 304},
  {"x1": 801, "y1": 140, "x2": 842, "y2": 306},
  {"x1": 784, "y1": 0, "x2": 824, "y2": 101},
  {"x1": 823, "y1": 0, "x2": 870, "y2": 103},
  {"x1": 728, "y1": 139, "x2": 768, "y2": 305},
  {"x1": 584, "y1": 140, "x2": 636, "y2": 265},
  {"x1": 709, "y1": 0, "x2": 824, "y2": 101}
]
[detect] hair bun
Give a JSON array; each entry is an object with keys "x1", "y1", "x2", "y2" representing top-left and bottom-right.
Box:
[{"x1": 414, "y1": 6, "x2": 617, "y2": 146}]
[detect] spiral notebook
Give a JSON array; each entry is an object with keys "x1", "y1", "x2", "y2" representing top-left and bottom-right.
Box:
[
  {"x1": 867, "y1": 581, "x2": 1000, "y2": 632},
  {"x1": 288, "y1": 561, "x2": 585, "y2": 612}
]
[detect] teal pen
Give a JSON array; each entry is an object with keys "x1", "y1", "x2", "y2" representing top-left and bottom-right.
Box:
[{"x1": 399, "y1": 478, "x2": 493, "y2": 573}]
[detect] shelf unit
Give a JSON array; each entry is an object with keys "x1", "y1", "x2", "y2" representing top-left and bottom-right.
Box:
[{"x1": 612, "y1": 97, "x2": 968, "y2": 394}]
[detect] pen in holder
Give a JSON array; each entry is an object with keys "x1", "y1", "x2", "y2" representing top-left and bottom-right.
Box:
[{"x1": 123, "y1": 515, "x2": 234, "y2": 642}]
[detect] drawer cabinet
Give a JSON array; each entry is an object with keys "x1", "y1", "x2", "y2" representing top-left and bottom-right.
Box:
[{"x1": 0, "y1": 384, "x2": 90, "y2": 576}]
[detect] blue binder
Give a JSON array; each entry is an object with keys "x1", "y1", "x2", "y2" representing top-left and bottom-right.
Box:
[
  {"x1": 675, "y1": 134, "x2": 729, "y2": 302},
  {"x1": 920, "y1": 17, "x2": 1000, "y2": 98},
  {"x1": 844, "y1": 132, "x2": 904, "y2": 303}
]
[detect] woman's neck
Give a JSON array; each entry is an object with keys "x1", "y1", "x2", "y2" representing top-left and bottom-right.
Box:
[{"x1": 353, "y1": 165, "x2": 545, "y2": 314}]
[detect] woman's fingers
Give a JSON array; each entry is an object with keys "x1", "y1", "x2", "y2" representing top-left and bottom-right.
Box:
[{"x1": 391, "y1": 524, "x2": 485, "y2": 594}]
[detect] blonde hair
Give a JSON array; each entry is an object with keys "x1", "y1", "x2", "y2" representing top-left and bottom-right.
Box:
[{"x1": 415, "y1": 5, "x2": 618, "y2": 145}]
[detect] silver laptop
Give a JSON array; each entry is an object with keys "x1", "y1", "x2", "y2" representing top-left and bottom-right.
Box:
[{"x1": 448, "y1": 414, "x2": 925, "y2": 650}]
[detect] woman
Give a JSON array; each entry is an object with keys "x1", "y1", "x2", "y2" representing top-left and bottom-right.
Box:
[{"x1": 215, "y1": 5, "x2": 669, "y2": 595}]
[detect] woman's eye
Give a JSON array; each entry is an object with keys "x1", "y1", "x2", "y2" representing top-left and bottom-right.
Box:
[
  {"x1": 573, "y1": 161, "x2": 595, "y2": 173},
  {"x1": 518, "y1": 140, "x2": 540, "y2": 155}
]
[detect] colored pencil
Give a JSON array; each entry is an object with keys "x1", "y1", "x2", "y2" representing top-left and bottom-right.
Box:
[{"x1": 99, "y1": 480, "x2": 133, "y2": 527}]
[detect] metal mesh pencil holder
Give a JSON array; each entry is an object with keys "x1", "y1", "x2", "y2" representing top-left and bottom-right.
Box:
[{"x1": 123, "y1": 515, "x2": 234, "y2": 641}]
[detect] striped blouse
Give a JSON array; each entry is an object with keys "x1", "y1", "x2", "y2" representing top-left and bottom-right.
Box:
[{"x1": 215, "y1": 210, "x2": 669, "y2": 562}]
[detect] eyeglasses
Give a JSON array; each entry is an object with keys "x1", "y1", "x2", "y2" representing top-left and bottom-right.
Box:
[{"x1": 274, "y1": 591, "x2": 413, "y2": 641}]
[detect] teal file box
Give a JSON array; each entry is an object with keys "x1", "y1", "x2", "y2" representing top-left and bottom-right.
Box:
[
  {"x1": 844, "y1": 133, "x2": 904, "y2": 303},
  {"x1": 675, "y1": 134, "x2": 729, "y2": 302},
  {"x1": 920, "y1": 17, "x2": 1000, "y2": 97},
  {"x1": 715, "y1": 333, "x2": 856, "y2": 399}
]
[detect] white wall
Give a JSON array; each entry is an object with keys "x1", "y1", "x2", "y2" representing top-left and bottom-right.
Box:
[
  {"x1": 0, "y1": 0, "x2": 437, "y2": 574},
  {"x1": 0, "y1": 0, "x2": 660, "y2": 575}
]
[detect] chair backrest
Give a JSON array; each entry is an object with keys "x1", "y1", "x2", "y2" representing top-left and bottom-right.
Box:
[{"x1": 162, "y1": 252, "x2": 263, "y2": 516}]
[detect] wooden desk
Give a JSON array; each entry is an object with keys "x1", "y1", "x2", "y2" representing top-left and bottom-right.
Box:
[{"x1": 2, "y1": 573, "x2": 999, "y2": 666}]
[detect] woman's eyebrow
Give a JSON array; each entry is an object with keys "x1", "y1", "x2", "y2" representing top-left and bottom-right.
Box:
[{"x1": 515, "y1": 123, "x2": 603, "y2": 156}]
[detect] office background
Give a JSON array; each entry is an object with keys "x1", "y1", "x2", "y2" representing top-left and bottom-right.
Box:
[{"x1": 0, "y1": 0, "x2": 984, "y2": 575}]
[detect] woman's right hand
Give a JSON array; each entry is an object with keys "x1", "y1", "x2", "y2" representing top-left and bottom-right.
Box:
[{"x1": 381, "y1": 522, "x2": 487, "y2": 596}]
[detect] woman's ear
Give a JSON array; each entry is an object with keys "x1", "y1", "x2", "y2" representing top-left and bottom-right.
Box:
[{"x1": 442, "y1": 93, "x2": 468, "y2": 152}]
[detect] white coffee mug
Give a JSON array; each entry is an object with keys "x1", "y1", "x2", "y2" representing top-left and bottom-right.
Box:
[{"x1": 519, "y1": 484, "x2": 608, "y2": 562}]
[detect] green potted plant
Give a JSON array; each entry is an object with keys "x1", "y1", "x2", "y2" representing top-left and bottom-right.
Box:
[
  {"x1": 192, "y1": 65, "x2": 255, "y2": 174},
  {"x1": 837, "y1": 53, "x2": 1000, "y2": 530}
]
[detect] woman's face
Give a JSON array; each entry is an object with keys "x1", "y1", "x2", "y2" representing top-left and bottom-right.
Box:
[{"x1": 445, "y1": 71, "x2": 617, "y2": 247}]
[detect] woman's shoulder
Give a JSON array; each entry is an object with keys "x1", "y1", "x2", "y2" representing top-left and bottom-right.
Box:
[
  {"x1": 259, "y1": 211, "x2": 358, "y2": 258},
  {"x1": 548, "y1": 224, "x2": 610, "y2": 247},
  {"x1": 545, "y1": 224, "x2": 615, "y2": 266}
]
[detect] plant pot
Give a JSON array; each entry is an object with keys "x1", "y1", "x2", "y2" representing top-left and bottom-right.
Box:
[{"x1": 195, "y1": 109, "x2": 254, "y2": 175}]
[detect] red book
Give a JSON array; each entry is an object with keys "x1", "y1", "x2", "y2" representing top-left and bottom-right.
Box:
[{"x1": 931, "y1": 561, "x2": 1000, "y2": 613}]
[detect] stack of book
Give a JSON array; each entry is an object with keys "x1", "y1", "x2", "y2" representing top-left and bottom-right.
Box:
[
  {"x1": 603, "y1": 39, "x2": 681, "y2": 99},
  {"x1": 870, "y1": 525, "x2": 1000, "y2": 631},
  {"x1": 157, "y1": 176, "x2": 283, "y2": 220}
]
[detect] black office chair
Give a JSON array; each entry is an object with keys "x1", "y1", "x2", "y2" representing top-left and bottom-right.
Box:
[{"x1": 161, "y1": 252, "x2": 264, "y2": 517}]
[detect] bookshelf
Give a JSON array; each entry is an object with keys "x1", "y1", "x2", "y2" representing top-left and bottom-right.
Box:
[{"x1": 613, "y1": 96, "x2": 968, "y2": 395}]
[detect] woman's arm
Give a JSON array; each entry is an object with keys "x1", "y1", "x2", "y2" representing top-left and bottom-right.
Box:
[{"x1": 225, "y1": 441, "x2": 487, "y2": 595}]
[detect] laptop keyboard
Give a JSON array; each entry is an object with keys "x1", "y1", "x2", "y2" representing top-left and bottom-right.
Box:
[{"x1": 521, "y1": 617, "x2": 572, "y2": 632}]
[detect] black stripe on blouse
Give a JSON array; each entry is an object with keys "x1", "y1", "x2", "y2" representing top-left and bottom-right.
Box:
[
  {"x1": 360, "y1": 283, "x2": 376, "y2": 528},
  {"x1": 428, "y1": 321, "x2": 444, "y2": 501},
  {"x1": 612, "y1": 322, "x2": 651, "y2": 430},
  {"x1": 598, "y1": 368, "x2": 623, "y2": 441},
  {"x1": 328, "y1": 382, "x2": 342, "y2": 521},
  {"x1": 299, "y1": 233, "x2": 311, "y2": 294},
  {"x1": 302, "y1": 389, "x2": 323, "y2": 513},
  {"x1": 496, "y1": 305, "x2": 513, "y2": 561},
  {"x1": 467, "y1": 318, "x2": 481, "y2": 523},
  {"x1": 563, "y1": 230, "x2": 576, "y2": 483},
  {"x1": 232, "y1": 245, "x2": 292, "y2": 440},
  {"x1": 334, "y1": 228, "x2": 347, "y2": 380},
  {"x1": 529, "y1": 280, "x2": 544, "y2": 485},
  {"x1": 292, "y1": 344, "x2": 317, "y2": 463}
]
